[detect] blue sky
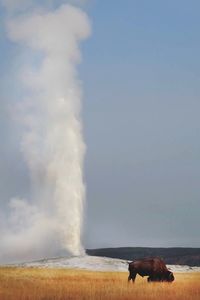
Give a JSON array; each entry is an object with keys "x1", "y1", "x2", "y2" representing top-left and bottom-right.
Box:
[
  {"x1": 81, "y1": 0, "x2": 200, "y2": 247},
  {"x1": 0, "y1": 0, "x2": 200, "y2": 249}
]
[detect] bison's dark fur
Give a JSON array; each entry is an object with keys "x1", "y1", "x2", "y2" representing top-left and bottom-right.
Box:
[{"x1": 128, "y1": 258, "x2": 175, "y2": 283}]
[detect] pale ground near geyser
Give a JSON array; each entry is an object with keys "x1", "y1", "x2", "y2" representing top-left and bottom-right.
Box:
[{"x1": 6, "y1": 255, "x2": 200, "y2": 273}]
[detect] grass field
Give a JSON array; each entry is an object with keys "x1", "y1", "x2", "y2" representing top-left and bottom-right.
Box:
[{"x1": 0, "y1": 268, "x2": 199, "y2": 300}]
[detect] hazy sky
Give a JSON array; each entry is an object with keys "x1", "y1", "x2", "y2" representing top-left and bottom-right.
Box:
[{"x1": 0, "y1": 0, "x2": 200, "y2": 250}]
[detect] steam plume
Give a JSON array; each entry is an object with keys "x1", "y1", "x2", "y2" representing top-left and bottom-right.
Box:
[{"x1": 0, "y1": 3, "x2": 90, "y2": 263}]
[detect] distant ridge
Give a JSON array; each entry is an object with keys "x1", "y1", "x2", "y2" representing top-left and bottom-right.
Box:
[{"x1": 86, "y1": 247, "x2": 200, "y2": 267}]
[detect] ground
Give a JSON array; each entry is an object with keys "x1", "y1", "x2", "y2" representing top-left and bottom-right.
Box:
[{"x1": 0, "y1": 268, "x2": 200, "y2": 300}]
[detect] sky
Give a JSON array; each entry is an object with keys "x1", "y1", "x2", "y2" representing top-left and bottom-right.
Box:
[{"x1": 0, "y1": 0, "x2": 200, "y2": 250}]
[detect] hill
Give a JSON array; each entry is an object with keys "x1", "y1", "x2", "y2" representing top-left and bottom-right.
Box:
[{"x1": 86, "y1": 247, "x2": 200, "y2": 267}]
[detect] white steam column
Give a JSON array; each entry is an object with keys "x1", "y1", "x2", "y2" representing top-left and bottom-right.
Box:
[{"x1": 0, "y1": 4, "x2": 91, "y2": 262}]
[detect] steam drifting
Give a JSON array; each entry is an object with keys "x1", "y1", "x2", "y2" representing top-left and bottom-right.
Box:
[{"x1": 0, "y1": 3, "x2": 91, "y2": 263}]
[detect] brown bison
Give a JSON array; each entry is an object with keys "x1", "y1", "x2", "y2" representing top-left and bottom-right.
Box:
[{"x1": 128, "y1": 258, "x2": 174, "y2": 283}]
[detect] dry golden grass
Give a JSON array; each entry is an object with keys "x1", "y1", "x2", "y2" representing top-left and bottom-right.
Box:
[{"x1": 0, "y1": 267, "x2": 199, "y2": 300}]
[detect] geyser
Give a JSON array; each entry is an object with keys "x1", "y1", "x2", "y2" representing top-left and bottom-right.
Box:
[{"x1": 0, "y1": 3, "x2": 91, "y2": 263}]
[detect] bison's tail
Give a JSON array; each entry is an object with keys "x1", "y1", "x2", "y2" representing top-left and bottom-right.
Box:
[{"x1": 127, "y1": 261, "x2": 132, "y2": 271}]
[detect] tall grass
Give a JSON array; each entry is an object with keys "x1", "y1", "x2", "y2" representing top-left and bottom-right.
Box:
[{"x1": 0, "y1": 268, "x2": 199, "y2": 300}]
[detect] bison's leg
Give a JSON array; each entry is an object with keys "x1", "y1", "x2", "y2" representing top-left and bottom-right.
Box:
[
  {"x1": 128, "y1": 272, "x2": 136, "y2": 283},
  {"x1": 148, "y1": 274, "x2": 162, "y2": 283},
  {"x1": 147, "y1": 274, "x2": 158, "y2": 283},
  {"x1": 147, "y1": 276, "x2": 152, "y2": 282},
  {"x1": 147, "y1": 275, "x2": 157, "y2": 283}
]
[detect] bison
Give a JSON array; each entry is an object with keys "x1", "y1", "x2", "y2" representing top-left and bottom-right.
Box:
[{"x1": 128, "y1": 258, "x2": 174, "y2": 283}]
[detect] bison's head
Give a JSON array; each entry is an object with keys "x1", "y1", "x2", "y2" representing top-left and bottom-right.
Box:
[{"x1": 165, "y1": 271, "x2": 175, "y2": 282}]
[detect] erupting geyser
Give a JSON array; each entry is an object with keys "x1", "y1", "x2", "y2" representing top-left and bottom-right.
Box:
[{"x1": 0, "y1": 3, "x2": 91, "y2": 263}]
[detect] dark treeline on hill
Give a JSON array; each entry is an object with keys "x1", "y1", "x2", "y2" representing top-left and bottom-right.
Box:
[{"x1": 86, "y1": 247, "x2": 200, "y2": 266}]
